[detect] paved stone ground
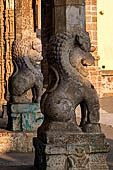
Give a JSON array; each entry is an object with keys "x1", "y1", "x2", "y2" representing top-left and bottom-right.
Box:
[
  {"x1": 0, "y1": 166, "x2": 36, "y2": 170},
  {"x1": 0, "y1": 97, "x2": 113, "y2": 170}
]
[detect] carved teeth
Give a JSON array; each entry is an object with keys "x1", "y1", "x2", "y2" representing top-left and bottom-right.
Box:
[{"x1": 36, "y1": 62, "x2": 40, "y2": 64}]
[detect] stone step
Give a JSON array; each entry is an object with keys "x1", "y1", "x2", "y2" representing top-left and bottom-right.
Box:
[{"x1": 0, "y1": 152, "x2": 36, "y2": 170}]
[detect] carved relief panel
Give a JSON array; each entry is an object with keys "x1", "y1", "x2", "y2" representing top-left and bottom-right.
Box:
[
  {"x1": 0, "y1": 0, "x2": 5, "y2": 110},
  {"x1": 0, "y1": 0, "x2": 14, "y2": 110},
  {"x1": 4, "y1": 0, "x2": 15, "y2": 101}
]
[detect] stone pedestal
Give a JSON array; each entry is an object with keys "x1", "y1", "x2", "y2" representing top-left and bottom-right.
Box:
[
  {"x1": 8, "y1": 103, "x2": 44, "y2": 131},
  {"x1": 33, "y1": 131, "x2": 110, "y2": 170}
]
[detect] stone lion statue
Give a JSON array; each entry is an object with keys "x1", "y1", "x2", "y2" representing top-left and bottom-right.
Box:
[
  {"x1": 9, "y1": 38, "x2": 43, "y2": 103},
  {"x1": 40, "y1": 30, "x2": 101, "y2": 133}
]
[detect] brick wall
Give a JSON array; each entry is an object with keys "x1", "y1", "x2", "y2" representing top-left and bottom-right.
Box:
[
  {"x1": 85, "y1": 0, "x2": 103, "y2": 97},
  {"x1": 88, "y1": 66, "x2": 102, "y2": 97},
  {"x1": 101, "y1": 71, "x2": 113, "y2": 96},
  {"x1": 85, "y1": 0, "x2": 100, "y2": 65}
]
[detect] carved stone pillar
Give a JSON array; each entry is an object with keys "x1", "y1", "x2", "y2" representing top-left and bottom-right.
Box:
[
  {"x1": 41, "y1": 0, "x2": 86, "y2": 87},
  {"x1": 15, "y1": 0, "x2": 36, "y2": 39},
  {"x1": 53, "y1": 0, "x2": 85, "y2": 33},
  {"x1": 0, "y1": 0, "x2": 6, "y2": 112},
  {"x1": 4, "y1": 0, "x2": 15, "y2": 101},
  {"x1": 42, "y1": 0, "x2": 86, "y2": 52}
]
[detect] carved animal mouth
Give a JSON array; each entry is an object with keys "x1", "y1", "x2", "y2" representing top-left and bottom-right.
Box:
[
  {"x1": 81, "y1": 59, "x2": 92, "y2": 67},
  {"x1": 80, "y1": 60, "x2": 89, "y2": 77},
  {"x1": 80, "y1": 56, "x2": 94, "y2": 77}
]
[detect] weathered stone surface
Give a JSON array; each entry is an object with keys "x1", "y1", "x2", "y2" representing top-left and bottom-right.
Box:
[
  {"x1": 8, "y1": 103, "x2": 44, "y2": 131},
  {"x1": 41, "y1": 0, "x2": 85, "y2": 86},
  {"x1": 33, "y1": 133, "x2": 110, "y2": 170},
  {"x1": 66, "y1": 5, "x2": 85, "y2": 32},
  {"x1": 54, "y1": 1, "x2": 85, "y2": 33},
  {"x1": 10, "y1": 113, "x2": 21, "y2": 131},
  {"x1": 10, "y1": 103, "x2": 40, "y2": 113},
  {"x1": 22, "y1": 112, "x2": 44, "y2": 131}
]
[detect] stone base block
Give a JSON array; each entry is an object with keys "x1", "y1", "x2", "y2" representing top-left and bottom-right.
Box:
[
  {"x1": 8, "y1": 103, "x2": 44, "y2": 131},
  {"x1": 33, "y1": 132, "x2": 110, "y2": 170}
]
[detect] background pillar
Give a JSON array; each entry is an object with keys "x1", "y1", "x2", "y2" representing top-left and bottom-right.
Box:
[{"x1": 15, "y1": 0, "x2": 36, "y2": 39}]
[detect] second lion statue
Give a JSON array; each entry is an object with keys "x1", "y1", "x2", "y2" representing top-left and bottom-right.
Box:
[
  {"x1": 9, "y1": 37, "x2": 43, "y2": 104},
  {"x1": 40, "y1": 30, "x2": 101, "y2": 133}
]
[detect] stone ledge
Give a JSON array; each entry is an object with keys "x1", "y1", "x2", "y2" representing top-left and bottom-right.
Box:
[{"x1": 0, "y1": 129, "x2": 37, "y2": 153}]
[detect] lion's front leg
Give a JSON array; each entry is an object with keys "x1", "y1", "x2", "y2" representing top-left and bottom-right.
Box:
[
  {"x1": 83, "y1": 87, "x2": 101, "y2": 133},
  {"x1": 32, "y1": 78, "x2": 43, "y2": 103},
  {"x1": 79, "y1": 102, "x2": 87, "y2": 127},
  {"x1": 86, "y1": 94, "x2": 100, "y2": 124},
  {"x1": 32, "y1": 86, "x2": 41, "y2": 103}
]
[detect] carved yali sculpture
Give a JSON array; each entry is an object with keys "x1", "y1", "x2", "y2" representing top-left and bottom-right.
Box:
[
  {"x1": 40, "y1": 30, "x2": 101, "y2": 133},
  {"x1": 9, "y1": 38, "x2": 43, "y2": 103}
]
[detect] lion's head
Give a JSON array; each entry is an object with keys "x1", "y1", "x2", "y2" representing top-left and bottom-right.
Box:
[
  {"x1": 69, "y1": 47, "x2": 95, "y2": 77},
  {"x1": 47, "y1": 30, "x2": 95, "y2": 79},
  {"x1": 13, "y1": 38, "x2": 43, "y2": 69}
]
